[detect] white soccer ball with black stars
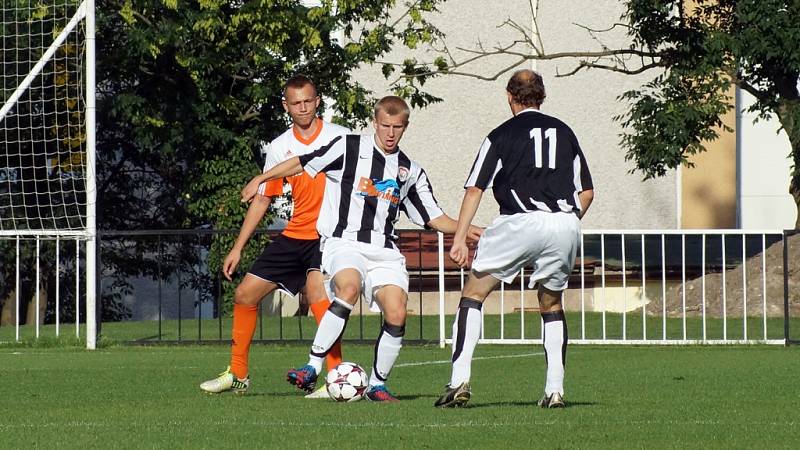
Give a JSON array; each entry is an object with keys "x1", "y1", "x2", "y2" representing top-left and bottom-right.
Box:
[{"x1": 325, "y1": 362, "x2": 368, "y2": 402}]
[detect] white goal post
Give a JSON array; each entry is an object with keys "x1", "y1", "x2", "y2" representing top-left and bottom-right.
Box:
[{"x1": 1, "y1": 0, "x2": 96, "y2": 348}]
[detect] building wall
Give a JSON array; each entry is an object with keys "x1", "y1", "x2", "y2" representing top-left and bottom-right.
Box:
[
  {"x1": 349, "y1": 0, "x2": 677, "y2": 230},
  {"x1": 680, "y1": 87, "x2": 738, "y2": 229},
  {"x1": 738, "y1": 90, "x2": 797, "y2": 229}
]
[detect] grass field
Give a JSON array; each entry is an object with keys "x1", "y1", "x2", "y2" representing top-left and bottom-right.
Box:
[{"x1": 1, "y1": 342, "x2": 799, "y2": 448}]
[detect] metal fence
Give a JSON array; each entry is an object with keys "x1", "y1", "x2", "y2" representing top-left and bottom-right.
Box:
[
  {"x1": 0, "y1": 228, "x2": 797, "y2": 345},
  {"x1": 94, "y1": 229, "x2": 445, "y2": 344},
  {"x1": 0, "y1": 235, "x2": 87, "y2": 341},
  {"x1": 436, "y1": 229, "x2": 797, "y2": 347}
]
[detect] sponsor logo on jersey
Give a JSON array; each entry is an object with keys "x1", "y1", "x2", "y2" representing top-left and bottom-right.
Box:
[
  {"x1": 356, "y1": 177, "x2": 400, "y2": 205},
  {"x1": 285, "y1": 149, "x2": 294, "y2": 158}
]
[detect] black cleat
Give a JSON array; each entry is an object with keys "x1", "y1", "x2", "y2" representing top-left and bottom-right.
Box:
[
  {"x1": 434, "y1": 382, "x2": 471, "y2": 408},
  {"x1": 537, "y1": 391, "x2": 566, "y2": 408}
]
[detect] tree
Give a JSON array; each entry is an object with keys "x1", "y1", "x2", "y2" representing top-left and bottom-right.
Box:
[
  {"x1": 94, "y1": 0, "x2": 445, "y2": 313},
  {"x1": 389, "y1": 0, "x2": 800, "y2": 228},
  {"x1": 2, "y1": 0, "x2": 447, "y2": 324}
]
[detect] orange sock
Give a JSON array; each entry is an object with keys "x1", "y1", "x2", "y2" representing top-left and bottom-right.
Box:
[
  {"x1": 230, "y1": 303, "x2": 258, "y2": 379},
  {"x1": 310, "y1": 299, "x2": 343, "y2": 371}
]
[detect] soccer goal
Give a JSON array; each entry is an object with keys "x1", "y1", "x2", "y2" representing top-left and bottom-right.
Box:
[{"x1": 1, "y1": 0, "x2": 97, "y2": 348}]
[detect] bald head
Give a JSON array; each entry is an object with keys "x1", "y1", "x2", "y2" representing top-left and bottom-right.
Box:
[{"x1": 506, "y1": 69, "x2": 546, "y2": 108}]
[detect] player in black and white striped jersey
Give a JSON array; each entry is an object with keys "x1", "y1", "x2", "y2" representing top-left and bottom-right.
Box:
[
  {"x1": 435, "y1": 70, "x2": 594, "y2": 409},
  {"x1": 293, "y1": 133, "x2": 442, "y2": 250},
  {"x1": 241, "y1": 96, "x2": 482, "y2": 402}
]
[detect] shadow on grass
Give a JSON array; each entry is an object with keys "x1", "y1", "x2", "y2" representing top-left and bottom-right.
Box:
[
  {"x1": 134, "y1": 335, "x2": 162, "y2": 341},
  {"x1": 467, "y1": 400, "x2": 599, "y2": 409},
  {"x1": 249, "y1": 389, "x2": 309, "y2": 397},
  {"x1": 396, "y1": 394, "x2": 429, "y2": 400},
  {"x1": 236, "y1": 391, "x2": 432, "y2": 401}
]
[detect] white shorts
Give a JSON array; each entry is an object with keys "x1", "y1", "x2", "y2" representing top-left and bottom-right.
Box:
[
  {"x1": 321, "y1": 237, "x2": 409, "y2": 310},
  {"x1": 471, "y1": 211, "x2": 581, "y2": 291}
]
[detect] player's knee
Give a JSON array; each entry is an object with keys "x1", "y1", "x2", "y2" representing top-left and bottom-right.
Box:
[
  {"x1": 305, "y1": 285, "x2": 328, "y2": 304},
  {"x1": 538, "y1": 287, "x2": 563, "y2": 312},
  {"x1": 462, "y1": 286, "x2": 487, "y2": 301},
  {"x1": 334, "y1": 283, "x2": 360, "y2": 303},
  {"x1": 233, "y1": 285, "x2": 260, "y2": 306},
  {"x1": 539, "y1": 300, "x2": 561, "y2": 312},
  {"x1": 461, "y1": 271, "x2": 495, "y2": 301},
  {"x1": 383, "y1": 308, "x2": 407, "y2": 326}
]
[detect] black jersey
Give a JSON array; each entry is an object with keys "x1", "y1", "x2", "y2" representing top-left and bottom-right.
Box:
[{"x1": 465, "y1": 109, "x2": 593, "y2": 215}]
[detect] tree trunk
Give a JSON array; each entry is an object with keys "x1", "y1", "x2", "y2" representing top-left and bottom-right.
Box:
[
  {"x1": 0, "y1": 289, "x2": 17, "y2": 326},
  {"x1": 25, "y1": 280, "x2": 47, "y2": 325},
  {"x1": 791, "y1": 161, "x2": 800, "y2": 230},
  {"x1": 776, "y1": 100, "x2": 800, "y2": 229},
  {"x1": 789, "y1": 127, "x2": 800, "y2": 229}
]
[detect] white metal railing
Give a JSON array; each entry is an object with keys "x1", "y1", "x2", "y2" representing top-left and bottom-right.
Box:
[
  {"x1": 437, "y1": 229, "x2": 787, "y2": 347},
  {"x1": 1, "y1": 236, "x2": 87, "y2": 342}
]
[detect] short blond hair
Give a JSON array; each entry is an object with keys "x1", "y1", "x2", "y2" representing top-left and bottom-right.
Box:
[{"x1": 373, "y1": 96, "x2": 410, "y2": 122}]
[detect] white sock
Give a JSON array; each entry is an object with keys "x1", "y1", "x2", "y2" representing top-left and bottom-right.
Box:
[
  {"x1": 369, "y1": 322, "x2": 404, "y2": 386},
  {"x1": 449, "y1": 298, "x2": 483, "y2": 387},
  {"x1": 542, "y1": 310, "x2": 567, "y2": 395},
  {"x1": 308, "y1": 297, "x2": 352, "y2": 374}
]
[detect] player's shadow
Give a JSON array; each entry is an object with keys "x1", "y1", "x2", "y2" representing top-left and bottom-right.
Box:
[
  {"x1": 467, "y1": 400, "x2": 599, "y2": 409},
  {"x1": 397, "y1": 394, "x2": 429, "y2": 400},
  {"x1": 255, "y1": 391, "x2": 308, "y2": 397},
  {"x1": 401, "y1": 393, "x2": 440, "y2": 400}
]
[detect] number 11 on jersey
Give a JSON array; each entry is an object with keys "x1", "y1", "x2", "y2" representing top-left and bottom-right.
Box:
[{"x1": 530, "y1": 127, "x2": 557, "y2": 169}]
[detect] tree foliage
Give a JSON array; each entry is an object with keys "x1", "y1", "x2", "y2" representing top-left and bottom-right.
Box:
[
  {"x1": 95, "y1": 0, "x2": 444, "y2": 312},
  {"x1": 618, "y1": 0, "x2": 800, "y2": 190},
  {"x1": 2, "y1": 0, "x2": 445, "y2": 322},
  {"x1": 98, "y1": 0, "x2": 443, "y2": 231},
  {"x1": 390, "y1": 0, "x2": 800, "y2": 227}
]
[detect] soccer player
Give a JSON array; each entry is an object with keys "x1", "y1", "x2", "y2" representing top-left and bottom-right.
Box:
[
  {"x1": 434, "y1": 69, "x2": 594, "y2": 408},
  {"x1": 200, "y1": 75, "x2": 349, "y2": 398},
  {"x1": 241, "y1": 96, "x2": 482, "y2": 402}
]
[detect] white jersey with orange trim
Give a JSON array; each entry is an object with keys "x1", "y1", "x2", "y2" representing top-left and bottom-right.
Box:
[{"x1": 257, "y1": 118, "x2": 350, "y2": 240}]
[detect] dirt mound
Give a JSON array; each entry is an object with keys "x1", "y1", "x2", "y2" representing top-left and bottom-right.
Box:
[{"x1": 646, "y1": 234, "x2": 800, "y2": 318}]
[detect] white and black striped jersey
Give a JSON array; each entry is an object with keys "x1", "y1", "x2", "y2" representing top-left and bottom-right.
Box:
[
  {"x1": 298, "y1": 133, "x2": 444, "y2": 249},
  {"x1": 466, "y1": 108, "x2": 593, "y2": 215}
]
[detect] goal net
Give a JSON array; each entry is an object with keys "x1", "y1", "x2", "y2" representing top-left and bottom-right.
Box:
[{"x1": 1, "y1": 0, "x2": 96, "y2": 348}]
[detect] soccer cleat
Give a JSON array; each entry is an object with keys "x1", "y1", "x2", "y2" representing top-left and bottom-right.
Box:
[
  {"x1": 199, "y1": 366, "x2": 250, "y2": 395},
  {"x1": 364, "y1": 384, "x2": 400, "y2": 403},
  {"x1": 433, "y1": 382, "x2": 471, "y2": 408},
  {"x1": 286, "y1": 365, "x2": 318, "y2": 392},
  {"x1": 537, "y1": 391, "x2": 566, "y2": 408},
  {"x1": 304, "y1": 385, "x2": 331, "y2": 399}
]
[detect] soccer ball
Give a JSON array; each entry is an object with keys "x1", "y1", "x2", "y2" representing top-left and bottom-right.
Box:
[{"x1": 325, "y1": 362, "x2": 368, "y2": 402}]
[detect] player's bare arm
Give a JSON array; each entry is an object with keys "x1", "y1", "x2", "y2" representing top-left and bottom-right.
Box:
[
  {"x1": 240, "y1": 156, "x2": 303, "y2": 203},
  {"x1": 450, "y1": 186, "x2": 484, "y2": 268},
  {"x1": 426, "y1": 215, "x2": 484, "y2": 242},
  {"x1": 222, "y1": 194, "x2": 273, "y2": 280},
  {"x1": 578, "y1": 189, "x2": 594, "y2": 219}
]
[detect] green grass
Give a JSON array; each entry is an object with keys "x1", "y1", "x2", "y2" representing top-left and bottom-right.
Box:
[
  {"x1": 1, "y1": 311, "x2": 796, "y2": 344},
  {"x1": 1, "y1": 344, "x2": 799, "y2": 448}
]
